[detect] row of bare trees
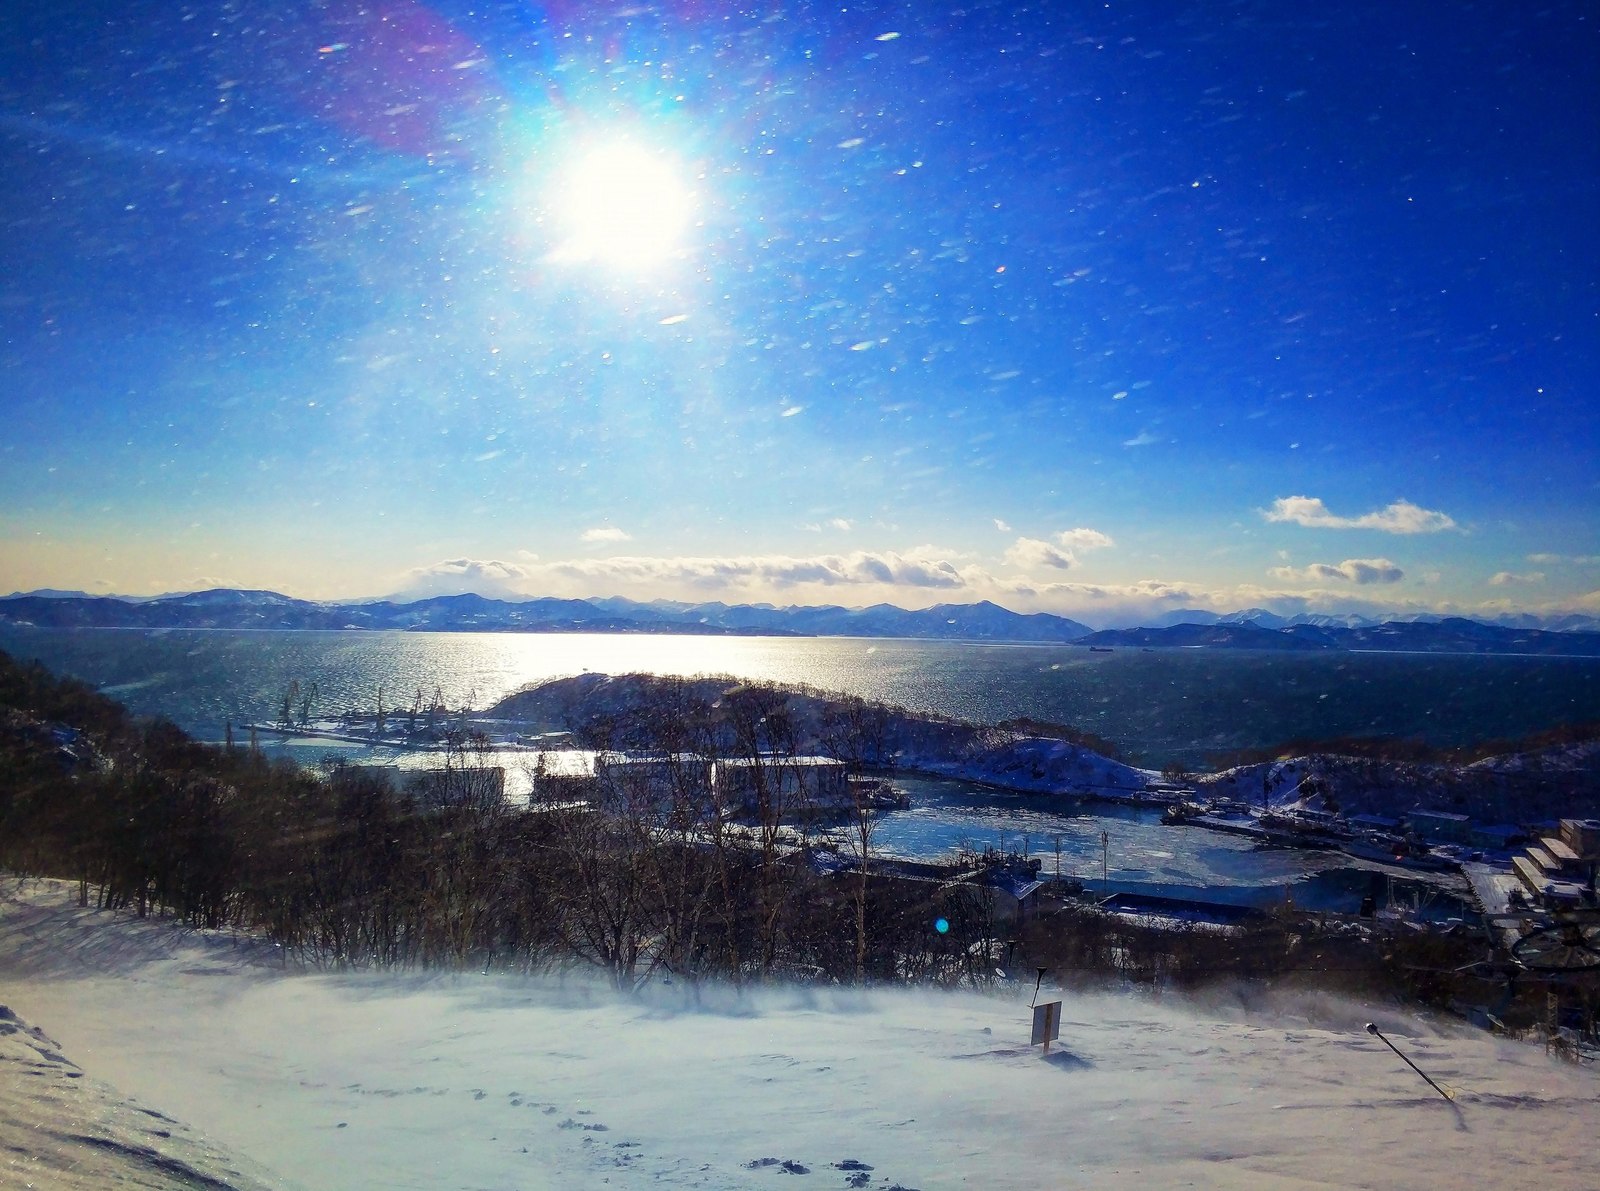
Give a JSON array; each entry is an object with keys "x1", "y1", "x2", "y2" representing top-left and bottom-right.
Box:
[
  {"x1": 2, "y1": 654, "x2": 997, "y2": 988},
  {"x1": 525, "y1": 678, "x2": 906, "y2": 988}
]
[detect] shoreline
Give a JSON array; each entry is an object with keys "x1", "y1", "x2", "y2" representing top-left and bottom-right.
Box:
[
  {"x1": 235, "y1": 723, "x2": 1483, "y2": 913},
  {"x1": 8, "y1": 619, "x2": 1600, "y2": 660}
]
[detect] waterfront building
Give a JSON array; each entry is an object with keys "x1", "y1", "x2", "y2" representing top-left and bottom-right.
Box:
[{"x1": 1407, "y1": 810, "x2": 1472, "y2": 845}]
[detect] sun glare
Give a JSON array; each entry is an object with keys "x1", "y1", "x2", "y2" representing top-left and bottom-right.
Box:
[{"x1": 549, "y1": 141, "x2": 694, "y2": 269}]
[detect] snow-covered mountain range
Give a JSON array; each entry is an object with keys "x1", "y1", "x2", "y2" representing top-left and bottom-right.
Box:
[{"x1": 2, "y1": 588, "x2": 1598, "y2": 652}]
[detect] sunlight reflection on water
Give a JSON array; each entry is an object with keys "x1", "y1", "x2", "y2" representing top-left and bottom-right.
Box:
[{"x1": 1, "y1": 628, "x2": 1595, "y2": 768}]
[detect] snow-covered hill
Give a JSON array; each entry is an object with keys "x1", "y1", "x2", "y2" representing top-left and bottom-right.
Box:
[
  {"x1": 1199, "y1": 741, "x2": 1600, "y2": 822},
  {"x1": 3, "y1": 880, "x2": 1595, "y2": 1191},
  {"x1": 487, "y1": 673, "x2": 1156, "y2": 795}
]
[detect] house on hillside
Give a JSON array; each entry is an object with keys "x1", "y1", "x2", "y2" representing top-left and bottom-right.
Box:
[{"x1": 982, "y1": 864, "x2": 1045, "y2": 925}]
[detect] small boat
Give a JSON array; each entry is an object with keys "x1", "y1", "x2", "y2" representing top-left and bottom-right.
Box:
[{"x1": 1088, "y1": 646, "x2": 1114, "y2": 653}]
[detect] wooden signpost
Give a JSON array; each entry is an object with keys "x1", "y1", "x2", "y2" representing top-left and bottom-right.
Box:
[{"x1": 1031, "y1": 1000, "x2": 1062, "y2": 1054}]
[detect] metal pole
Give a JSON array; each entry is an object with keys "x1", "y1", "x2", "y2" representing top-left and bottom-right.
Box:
[
  {"x1": 1101, "y1": 831, "x2": 1109, "y2": 897},
  {"x1": 1365, "y1": 1023, "x2": 1452, "y2": 1101}
]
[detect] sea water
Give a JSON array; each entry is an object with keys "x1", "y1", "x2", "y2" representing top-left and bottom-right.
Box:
[
  {"x1": 2, "y1": 626, "x2": 1594, "y2": 768},
  {"x1": 5, "y1": 625, "x2": 1548, "y2": 915}
]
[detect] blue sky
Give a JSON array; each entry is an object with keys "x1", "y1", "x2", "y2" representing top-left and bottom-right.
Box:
[{"x1": 2, "y1": 1, "x2": 1596, "y2": 625}]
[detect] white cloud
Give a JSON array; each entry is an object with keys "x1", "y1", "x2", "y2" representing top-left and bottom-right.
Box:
[
  {"x1": 581, "y1": 527, "x2": 632, "y2": 544},
  {"x1": 829, "y1": 518, "x2": 853, "y2": 532},
  {"x1": 1488, "y1": 570, "x2": 1545, "y2": 586},
  {"x1": 1527, "y1": 553, "x2": 1600, "y2": 566},
  {"x1": 394, "y1": 558, "x2": 532, "y2": 600},
  {"x1": 1263, "y1": 496, "x2": 1457, "y2": 534},
  {"x1": 1056, "y1": 528, "x2": 1114, "y2": 552},
  {"x1": 1122, "y1": 431, "x2": 1159, "y2": 448},
  {"x1": 993, "y1": 519, "x2": 1012, "y2": 533},
  {"x1": 1004, "y1": 538, "x2": 1074, "y2": 571},
  {"x1": 1002, "y1": 528, "x2": 1114, "y2": 574},
  {"x1": 1268, "y1": 558, "x2": 1405, "y2": 586}
]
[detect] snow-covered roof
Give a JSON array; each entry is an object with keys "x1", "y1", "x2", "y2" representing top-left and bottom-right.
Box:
[{"x1": 984, "y1": 871, "x2": 1044, "y2": 900}]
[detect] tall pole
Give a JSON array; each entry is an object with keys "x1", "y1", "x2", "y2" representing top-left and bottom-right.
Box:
[
  {"x1": 1101, "y1": 831, "x2": 1109, "y2": 898},
  {"x1": 1365, "y1": 1024, "x2": 1452, "y2": 1101}
]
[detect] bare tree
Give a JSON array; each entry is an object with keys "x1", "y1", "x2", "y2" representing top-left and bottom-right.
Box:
[
  {"x1": 822, "y1": 696, "x2": 894, "y2": 981},
  {"x1": 722, "y1": 683, "x2": 808, "y2": 978},
  {"x1": 523, "y1": 733, "x2": 667, "y2": 990}
]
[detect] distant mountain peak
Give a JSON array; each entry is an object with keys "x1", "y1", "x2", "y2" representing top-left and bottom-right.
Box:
[{"x1": 3, "y1": 587, "x2": 1598, "y2": 650}]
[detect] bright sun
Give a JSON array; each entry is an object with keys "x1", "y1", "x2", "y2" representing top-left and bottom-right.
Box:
[{"x1": 549, "y1": 141, "x2": 694, "y2": 270}]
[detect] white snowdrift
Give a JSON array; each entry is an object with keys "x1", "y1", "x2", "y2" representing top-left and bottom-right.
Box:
[
  {"x1": 2, "y1": 879, "x2": 1596, "y2": 1191},
  {"x1": 0, "y1": 1000, "x2": 279, "y2": 1190}
]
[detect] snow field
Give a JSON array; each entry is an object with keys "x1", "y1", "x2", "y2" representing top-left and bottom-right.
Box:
[{"x1": 2, "y1": 879, "x2": 1596, "y2": 1190}]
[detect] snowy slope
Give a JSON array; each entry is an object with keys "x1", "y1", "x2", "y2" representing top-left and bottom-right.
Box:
[
  {"x1": 0, "y1": 1000, "x2": 282, "y2": 1190},
  {"x1": 2, "y1": 880, "x2": 1596, "y2": 1191}
]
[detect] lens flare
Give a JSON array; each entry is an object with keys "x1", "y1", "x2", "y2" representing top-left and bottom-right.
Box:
[{"x1": 548, "y1": 139, "x2": 693, "y2": 270}]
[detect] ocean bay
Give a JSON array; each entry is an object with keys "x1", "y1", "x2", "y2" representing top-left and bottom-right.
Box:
[
  {"x1": 3, "y1": 625, "x2": 1564, "y2": 918},
  {"x1": 1, "y1": 626, "x2": 1595, "y2": 768}
]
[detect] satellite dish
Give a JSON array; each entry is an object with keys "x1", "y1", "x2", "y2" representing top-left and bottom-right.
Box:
[{"x1": 1512, "y1": 918, "x2": 1600, "y2": 972}]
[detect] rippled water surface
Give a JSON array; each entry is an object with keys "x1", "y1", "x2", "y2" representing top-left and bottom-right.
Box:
[{"x1": 2, "y1": 627, "x2": 1596, "y2": 766}]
